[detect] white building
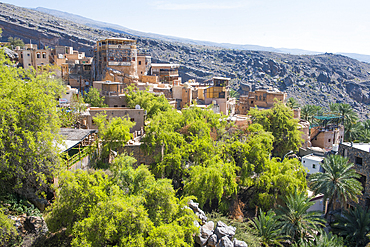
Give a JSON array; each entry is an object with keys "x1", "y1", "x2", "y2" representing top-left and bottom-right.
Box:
[{"x1": 302, "y1": 154, "x2": 324, "y2": 174}]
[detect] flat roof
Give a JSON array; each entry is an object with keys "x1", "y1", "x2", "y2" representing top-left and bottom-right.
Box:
[
  {"x1": 100, "y1": 38, "x2": 135, "y2": 42},
  {"x1": 342, "y1": 142, "x2": 370, "y2": 153},
  {"x1": 151, "y1": 63, "x2": 180, "y2": 68},
  {"x1": 302, "y1": 154, "x2": 324, "y2": 162},
  {"x1": 213, "y1": 77, "x2": 231, "y2": 80}
]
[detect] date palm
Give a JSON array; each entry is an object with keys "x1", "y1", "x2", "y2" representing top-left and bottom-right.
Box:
[
  {"x1": 331, "y1": 205, "x2": 370, "y2": 247},
  {"x1": 286, "y1": 97, "x2": 300, "y2": 109},
  {"x1": 308, "y1": 155, "x2": 362, "y2": 218},
  {"x1": 250, "y1": 209, "x2": 286, "y2": 246},
  {"x1": 276, "y1": 190, "x2": 325, "y2": 242}
]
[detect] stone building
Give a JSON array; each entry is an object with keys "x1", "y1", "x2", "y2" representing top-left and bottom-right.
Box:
[
  {"x1": 94, "y1": 38, "x2": 138, "y2": 83},
  {"x1": 204, "y1": 77, "x2": 235, "y2": 115},
  {"x1": 86, "y1": 107, "x2": 145, "y2": 133},
  {"x1": 236, "y1": 88, "x2": 287, "y2": 114},
  {"x1": 338, "y1": 142, "x2": 370, "y2": 208}
]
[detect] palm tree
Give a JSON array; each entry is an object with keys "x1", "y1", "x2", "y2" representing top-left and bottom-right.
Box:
[
  {"x1": 287, "y1": 97, "x2": 300, "y2": 109},
  {"x1": 331, "y1": 205, "x2": 370, "y2": 247},
  {"x1": 275, "y1": 190, "x2": 325, "y2": 242},
  {"x1": 301, "y1": 104, "x2": 323, "y2": 123},
  {"x1": 250, "y1": 209, "x2": 286, "y2": 246},
  {"x1": 344, "y1": 120, "x2": 362, "y2": 142},
  {"x1": 308, "y1": 155, "x2": 363, "y2": 218}
]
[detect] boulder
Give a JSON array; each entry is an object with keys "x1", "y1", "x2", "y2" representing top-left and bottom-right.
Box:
[
  {"x1": 214, "y1": 221, "x2": 236, "y2": 240},
  {"x1": 207, "y1": 234, "x2": 218, "y2": 247},
  {"x1": 24, "y1": 216, "x2": 48, "y2": 235},
  {"x1": 216, "y1": 236, "x2": 233, "y2": 247},
  {"x1": 283, "y1": 75, "x2": 295, "y2": 87},
  {"x1": 233, "y1": 238, "x2": 248, "y2": 247},
  {"x1": 317, "y1": 71, "x2": 330, "y2": 83}
]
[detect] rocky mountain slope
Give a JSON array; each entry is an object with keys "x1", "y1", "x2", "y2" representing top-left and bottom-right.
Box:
[{"x1": 1, "y1": 2, "x2": 370, "y2": 119}]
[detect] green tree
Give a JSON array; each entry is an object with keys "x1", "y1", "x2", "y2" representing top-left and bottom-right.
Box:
[
  {"x1": 308, "y1": 155, "x2": 362, "y2": 218},
  {"x1": 71, "y1": 195, "x2": 152, "y2": 247},
  {"x1": 300, "y1": 104, "x2": 323, "y2": 123},
  {"x1": 93, "y1": 113, "x2": 134, "y2": 163},
  {"x1": 286, "y1": 97, "x2": 300, "y2": 109},
  {"x1": 7, "y1": 37, "x2": 25, "y2": 48},
  {"x1": 84, "y1": 88, "x2": 107, "y2": 107},
  {"x1": 252, "y1": 158, "x2": 307, "y2": 210},
  {"x1": 0, "y1": 50, "x2": 64, "y2": 197},
  {"x1": 249, "y1": 101, "x2": 303, "y2": 157},
  {"x1": 276, "y1": 190, "x2": 325, "y2": 242},
  {"x1": 331, "y1": 205, "x2": 370, "y2": 247},
  {"x1": 45, "y1": 170, "x2": 110, "y2": 235},
  {"x1": 126, "y1": 86, "x2": 172, "y2": 119},
  {"x1": 250, "y1": 209, "x2": 285, "y2": 246},
  {"x1": 229, "y1": 88, "x2": 240, "y2": 99}
]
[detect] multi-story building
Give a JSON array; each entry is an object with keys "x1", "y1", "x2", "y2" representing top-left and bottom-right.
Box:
[
  {"x1": 15, "y1": 44, "x2": 51, "y2": 70},
  {"x1": 204, "y1": 77, "x2": 235, "y2": 115},
  {"x1": 94, "y1": 38, "x2": 138, "y2": 83},
  {"x1": 338, "y1": 142, "x2": 370, "y2": 208},
  {"x1": 236, "y1": 88, "x2": 287, "y2": 114}
]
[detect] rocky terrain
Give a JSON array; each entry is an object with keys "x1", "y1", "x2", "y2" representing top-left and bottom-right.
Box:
[{"x1": 1, "y1": 2, "x2": 370, "y2": 119}]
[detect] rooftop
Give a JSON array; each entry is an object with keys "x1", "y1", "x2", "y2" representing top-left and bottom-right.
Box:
[
  {"x1": 213, "y1": 77, "x2": 231, "y2": 80},
  {"x1": 302, "y1": 154, "x2": 324, "y2": 162},
  {"x1": 342, "y1": 142, "x2": 370, "y2": 153}
]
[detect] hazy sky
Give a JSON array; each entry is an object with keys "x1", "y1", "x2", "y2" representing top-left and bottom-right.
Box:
[{"x1": 4, "y1": 0, "x2": 370, "y2": 55}]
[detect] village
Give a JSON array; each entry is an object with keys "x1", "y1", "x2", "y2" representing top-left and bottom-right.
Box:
[{"x1": 2, "y1": 36, "x2": 370, "y2": 246}]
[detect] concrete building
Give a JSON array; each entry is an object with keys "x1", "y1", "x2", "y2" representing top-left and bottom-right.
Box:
[
  {"x1": 236, "y1": 88, "x2": 287, "y2": 114},
  {"x1": 301, "y1": 154, "x2": 324, "y2": 174},
  {"x1": 137, "y1": 54, "x2": 152, "y2": 81},
  {"x1": 339, "y1": 142, "x2": 370, "y2": 208},
  {"x1": 204, "y1": 77, "x2": 235, "y2": 115},
  {"x1": 92, "y1": 81, "x2": 127, "y2": 107},
  {"x1": 310, "y1": 125, "x2": 344, "y2": 150},
  {"x1": 86, "y1": 107, "x2": 145, "y2": 133},
  {"x1": 15, "y1": 44, "x2": 51, "y2": 70},
  {"x1": 149, "y1": 63, "x2": 180, "y2": 84},
  {"x1": 94, "y1": 38, "x2": 138, "y2": 83}
]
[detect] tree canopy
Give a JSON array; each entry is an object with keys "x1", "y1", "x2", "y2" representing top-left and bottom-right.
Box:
[
  {"x1": 0, "y1": 50, "x2": 64, "y2": 197},
  {"x1": 84, "y1": 88, "x2": 107, "y2": 107}
]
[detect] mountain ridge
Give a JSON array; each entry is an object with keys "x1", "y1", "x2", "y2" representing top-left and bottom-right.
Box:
[
  {"x1": 1, "y1": 2, "x2": 370, "y2": 120},
  {"x1": 34, "y1": 7, "x2": 370, "y2": 62}
]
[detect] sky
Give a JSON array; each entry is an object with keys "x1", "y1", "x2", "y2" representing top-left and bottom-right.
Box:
[{"x1": 3, "y1": 0, "x2": 370, "y2": 55}]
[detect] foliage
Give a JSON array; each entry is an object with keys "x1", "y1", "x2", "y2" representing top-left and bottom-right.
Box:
[
  {"x1": 0, "y1": 50, "x2": 64, "y2": 197},
  {"x1": 7, "y1": 37, "x2": 24, "y2": 48},
  {"x1": 308, "y1": 155, "x2": 362, "y2": 217},
  {"x1": 331, "y1": 205, "x2": 370, "y2": 247},
  {"x1": 0, "y1": 193, "x2": 41, "y2": 217},
  {"x1": 46, "y1": 154, "x2": 198, "y2": 246},
  {"x1": 184, "y1": 157, "x2": 238, "y2": 208},
  {"x1": 229, "y1": 88, "x2": 240, "y2": 99},
  {"x1": 71, "y1": 195, "x2": 152, "y2": 247},
  {"x1": 45, "y1": 170, "x2": 110, "y2": 235},
  {"x1": 93, "y1": 112, "x2": 134, "y2": 163},
  {"x1": 292, "y1": 230, "x2": 344, "y2": 247},
  {"x1": 252, "y1": 158, "x2": 307, "y2": 211},
  {"x1": 84, "y1": 88, "x2": 107, "y2": 107},
  {"x1": 0, "y1": 208, "x2": 19, "y2": 245},
  {"x1": 249, "y1": 101, "x2": 303, "y2": 157},
  {"x1": 275, "y1": 190, "x2": 325, "y2": 242},
  {"x1": 250, "y1": 209, "x2": 285, "y2": 246},
  {"x1": 126, "y1": 86, "x2": 172, "y2": 119},
  {"x1": 286, "y1": 97, "x2": 300, "y2": 109},
  {"x1": 300, "y1": 104, "x2": 323, "y2": 123}
]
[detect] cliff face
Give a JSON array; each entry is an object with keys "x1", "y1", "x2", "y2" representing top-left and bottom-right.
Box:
[{"x1": 1, "y1": 2, "x2": 370, "y2": 119}]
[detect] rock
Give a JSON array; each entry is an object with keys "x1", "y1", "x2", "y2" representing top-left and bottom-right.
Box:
[
  {"x1": 297, "y1": 80, "x2": 306, "y2": 87},
  {"x1": 196, "y1": 224, "x2": 214, "y2": 246},
  {"x1": 202, "y1": 221, "x2": 215, "y2": 232},
  {"x1": 216, "y1": 236, "x2": 233, "y2": 247},
  {"x1": 189, "y1": 200, "x2": 200, "y2": 212},
  {"x1": 207, "y1": 234, "x2": 218, "y2": 247},
  {"x1": 283, "y1": 75, "x2": 295, "y2": 87},
  {"x1": 24, "y1": 216, "x2": 48, "y2": 235},
  {"x1": 317, "y1": 71, "x2": 330, "y2": 83},
  {"x1": 214, "y1": 221, "x2": 236, "y2": 240},
  {"x1": 233, "y1": 238, "x2": 248, "y2": 247}
]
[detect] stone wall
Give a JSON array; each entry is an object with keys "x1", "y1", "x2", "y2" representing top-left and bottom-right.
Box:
[
  {"x1": 338, "y1": 143, "x2": 370, "y2": 207},
  {"x1": 119, "y1": 143, "x2": 160, "y2": 166}
]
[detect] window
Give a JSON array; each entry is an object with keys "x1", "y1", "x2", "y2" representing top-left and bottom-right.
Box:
[
  {"x1": 114, "y1": 105, "x2": 118, "y2": 107},
  {"x1": 312, "y1": 164, "x2": 316, "y2": 169},
  {"x1": 355, "y1": 157, "x2": 363, "y2": 166},
  {"x1": 303, "y1": 160, "x2": 305, "y2": 163},
  {"x1": 21, "y1": 53, "x2": 23, "y2": 58},
  {"x1": 130, "y1": 118, "x2": 135, "y2": 122},
  {"x1": 328, "y1": 139, "x2": 331, "y2": 142},
  {"x1": 138, "y1": 61, "x2": 142, "y2": 65},
  {"x1": 37, "y1": 53, "x2": 40, "y2": 58},
  {"x1": 27, "y1": 54, "x2": 30, "y2": 56},
  {"x1": 251, "y1": 101, "x2": 253, "y2": 104},
  {"x1": 42, "y1": 53, "x2": 46, "y2": 58}
]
